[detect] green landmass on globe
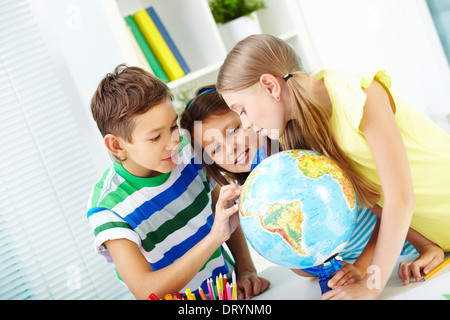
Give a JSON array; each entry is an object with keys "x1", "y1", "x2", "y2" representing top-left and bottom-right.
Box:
[
  {"x1": 291, "y1": 150, "x2": 356, "y2": 210},
  {"x1": 258, "y1": 201, "x2": 305, "y2": 256}
]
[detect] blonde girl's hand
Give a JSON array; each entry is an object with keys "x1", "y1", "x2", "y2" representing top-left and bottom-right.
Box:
[
  {"x1": 327, "y1": 261, "x2": 365, "y2": 289},
  {"x1": 321, "y1": 278, "x2": 380, "y2": 300},
  {"x1": 210, "y1": 184, "x2": 242, "y2": 245},
  {"x1": 398, "y1": 244, "x2": 445, "y2": 285}
]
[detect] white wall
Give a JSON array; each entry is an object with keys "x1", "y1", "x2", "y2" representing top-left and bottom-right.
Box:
[
  {"x1": 297, "y1": 0, "x2": 450, "y2": 132},
  {"x1": 40, "y1": 0, "x2": 129, "y2": 110},
  {"x1": 38, "y1": 0, "x2": 450, "y2": 137},
  {"x1": 36, "y1": 0, "x2": 134, "y2": 174}
]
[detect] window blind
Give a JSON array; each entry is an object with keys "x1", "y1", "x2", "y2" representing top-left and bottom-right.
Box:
[
  {"x1": 0, "y1": 0, "x2": 132, "y2": 299},
  {"x1": 426, "y1": 0, "x2": 450, "y2": 66}
]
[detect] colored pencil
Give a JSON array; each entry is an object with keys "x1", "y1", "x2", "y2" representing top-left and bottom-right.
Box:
[
  {"x1": 210, "y1": 278, "x2": 217, "y2": 300},
  {"x1": 423, "y1": 257, "x2": 450, "y2": 281},
  {"x1": 223, "y1": 275, "x2": 228, "y2": 300},
  {"x1": 232, "y1": 270, "x2": 237, "y2": 300},
  {"x1": 148, "y1": 293, "x2": 159, "y2": 300},
  {"x1": 160, "y1": 272, "x2": 240, "y2": 301},
  {"x1": 217, "y1": 286, "x2": 223, "y2": 300},
  {"x1": 199, "y1": 287, "x2": 207, "y2": 300},
  {"x1": 186, "y1": 288, "x2": 195, "y2": 300},
  {"x1": 226, "y1": 282, "x2": 231, "y2": 301},
  {"x1": 217, "y1": 275, "x2": 222, "y2": 297},
  {"x1": 207, "y1": 279, "x2": 213, "y2": 300}
]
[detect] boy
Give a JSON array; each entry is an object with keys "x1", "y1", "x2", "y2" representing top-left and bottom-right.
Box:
[{"x1": 87, "y1": 64, "x2": 269, "y2": 300}]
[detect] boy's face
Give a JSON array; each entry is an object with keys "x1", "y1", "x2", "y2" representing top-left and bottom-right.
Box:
[{"x1": 119, "y1": 99, "x2": 180, "y2": 178}]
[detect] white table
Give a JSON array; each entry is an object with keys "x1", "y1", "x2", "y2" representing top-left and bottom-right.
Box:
[{"x1": 251, "y1": 253, "x2": 450, "y2": 300}]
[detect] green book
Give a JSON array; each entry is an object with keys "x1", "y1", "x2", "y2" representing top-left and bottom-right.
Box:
[{"x1": 124, "y1": 15, "x2": 169, "y2": 83}]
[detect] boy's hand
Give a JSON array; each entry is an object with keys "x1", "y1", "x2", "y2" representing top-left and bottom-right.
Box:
[
  {"x1": 236, "y1": 270, "x2": 270, "y2": 300},
  {"x1": 398, "y1": 244, "x2": 444, "y2": 285},
  {"x1": 210, "y1": 184, "x2": 242, "y2": 245},
  {"x1": 327, "y1": 261, "x2": 364, "y2": 289}
]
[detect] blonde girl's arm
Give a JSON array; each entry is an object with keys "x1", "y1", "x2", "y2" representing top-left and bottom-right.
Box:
[
  {"x1": 105, "y1": 184, "x2": 241, "y2": 300},
  {"x1": 323, "y1": 80, "x2": 415, "y2": 299},
  {"x1": 369, "y1": 205, "x2": 444, "y2": 285}
]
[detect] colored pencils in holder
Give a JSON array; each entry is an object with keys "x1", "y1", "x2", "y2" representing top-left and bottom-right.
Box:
[{"x1": 150, "y1": 272, "x2": 238, "y2": 301}]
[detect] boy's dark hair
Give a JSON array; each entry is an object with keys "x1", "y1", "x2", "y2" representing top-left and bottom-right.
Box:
[{"x1": 91, "y1": 64, "x2": 173, "y2": 143}]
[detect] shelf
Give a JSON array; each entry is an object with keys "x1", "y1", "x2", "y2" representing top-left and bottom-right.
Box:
[
  {"x1": 113, "y1": 0, "x2": 226, "y2": 74},
  {"x1": 278, "y1": 31, "x2": 298, "y2": 42},
  {"x1": 168, "y1": 61, "x2": 223, "y2": 89},
  {"x1": 104, "y1": 0, "x2": 313, "y2": 96}
]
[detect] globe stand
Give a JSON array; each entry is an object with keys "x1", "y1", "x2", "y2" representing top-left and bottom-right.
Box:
[{"x1": 301, "y1": 256, "x2": 343, "y2": 295}]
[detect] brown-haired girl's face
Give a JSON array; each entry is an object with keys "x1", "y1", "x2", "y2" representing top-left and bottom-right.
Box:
[{"x1": 193, "y1": 109, "x2": 260, "y2": 173}]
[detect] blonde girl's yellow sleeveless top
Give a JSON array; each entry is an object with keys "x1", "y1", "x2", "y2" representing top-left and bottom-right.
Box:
[{"x1": 313, "y1": 70, "x2": 450, "y2": 251}]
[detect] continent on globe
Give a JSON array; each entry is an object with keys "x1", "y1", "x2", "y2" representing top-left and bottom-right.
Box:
[
  {"x1": 289, "y1": 150, "x2": 356, "y2": 210},
  {"x1": 260, "y1": 201, "x2": 305, "y2": 256}
]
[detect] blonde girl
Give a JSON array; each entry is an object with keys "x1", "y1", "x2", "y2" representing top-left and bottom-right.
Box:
[
  {"x1": 180, "y1": 83, "x2": 428, "y2": 294},
  {"x1": 216, "y1": 34, "x2": 450, "y2": 299}
]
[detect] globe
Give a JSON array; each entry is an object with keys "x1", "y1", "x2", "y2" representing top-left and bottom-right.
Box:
[{"x1": 239, "y1": 150, "x2": 358, "y2": 269}]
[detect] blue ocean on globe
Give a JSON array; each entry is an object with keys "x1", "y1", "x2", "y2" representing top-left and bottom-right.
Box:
[{"x1": 239, "y1": 150, "x2": 358, "y2": 269}]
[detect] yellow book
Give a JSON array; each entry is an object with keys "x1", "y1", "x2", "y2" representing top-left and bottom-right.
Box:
[{"x1": 132, "y1": 9, "x2": 184, "y2": 82}]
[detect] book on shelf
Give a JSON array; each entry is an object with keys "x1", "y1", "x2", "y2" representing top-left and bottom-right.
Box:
[
  {"x1": 146, "y1": 7, "x2": 190, "y2": 75},
  {"x1": 132, "y1": 8, "x2": 185, "y2": 82},
  {"x1": 124, "y1": 15, "x2": 169, "y2": 83},
  {"x1": 124, "y1": 22, "x2": 153, "y2": 74}
]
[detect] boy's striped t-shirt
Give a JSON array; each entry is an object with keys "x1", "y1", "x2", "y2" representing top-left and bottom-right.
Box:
[{"x1": 87, "y1": 142, "x2": 233, "y2": 293}]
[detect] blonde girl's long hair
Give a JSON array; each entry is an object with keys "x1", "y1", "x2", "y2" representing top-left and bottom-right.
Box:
[{"x1": 217, "y1": 34, "x2": 380, "y2": 208}]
